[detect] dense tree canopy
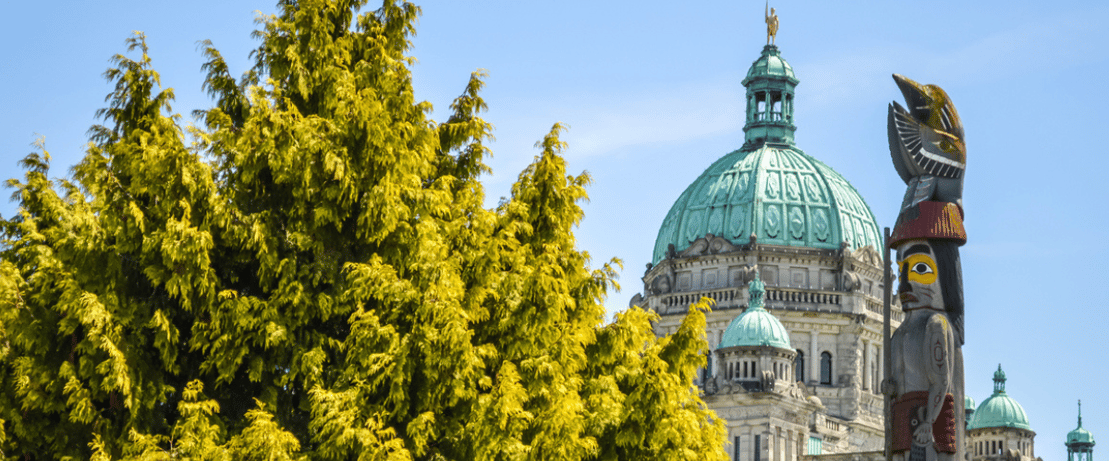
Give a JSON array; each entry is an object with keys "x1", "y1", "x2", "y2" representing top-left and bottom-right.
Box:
[{"x1": 0, "y1": 1, "x2": 725, "y2": 459}]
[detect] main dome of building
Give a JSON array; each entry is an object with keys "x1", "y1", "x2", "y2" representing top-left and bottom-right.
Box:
[{"x1": 652, "y1": 45, "x2": 882, "y2": 264}]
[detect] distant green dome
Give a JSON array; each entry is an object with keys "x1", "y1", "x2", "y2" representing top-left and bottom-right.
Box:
[
  {"x1": 652, "y1": 145, "x2": 883, "y2": 263},
  {"x1": 965, "y1": 396, "x2": 976, "y2": 411},
  {"x1": 969, "y1": 365, "x2": 1031, "y2": 431},
  {"x1": 1069, "y1": 427, "x2": 1095, "y2": 446},
  {"x1": 1067, "y1": 401, "x2": 1096, "y2": 446},
  {"x1": 719, "y1": 273, "x2": 792, "y2": 349}
]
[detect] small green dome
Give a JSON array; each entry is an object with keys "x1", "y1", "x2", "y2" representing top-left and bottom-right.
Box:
[
  {"x1": 652, "y1": 145, "x2": 882, "y2": 263},
  {"x1": 719, "y1": 273, "x2": 792, "y2": 349},
  {"x1": 1067, "y1": 401, "x2": 1096, "y2": 446},
  {"x1": 965, "y1": 395, "x2": 976, "y2": 411},
  {"x1": 1069, "y1": 427, "x2": 1095, "y2": 446},
  {"x1": 969, "y1": 365, "x2": 1031, "y2": 431},
  {"x1": 743, "y1": 45, "x2": 798, "y2": 86}
]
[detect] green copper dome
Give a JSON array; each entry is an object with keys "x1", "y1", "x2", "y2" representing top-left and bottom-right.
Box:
[
  {"x1": 1067, "y1": 401, "x2": 1096, "y2": 446},
  {"x1": 719, "y1": 273, "x2": 792, "y2": 349},
  {"x1": 1069, "y1": 426, "x2": 1095, "y2": 445},
  {"x1": 965, "y1": 396, "x2": 976, "y2": 412},
  {"x1": 652, "y1": 145, "x2": 882, "y2": 263},
  {"x1": 743, "y1": 45, "x2": 798, "y2": 87},
  {"x1": 652, "y1": 44, "x2": 881, "y2": 264},
  {"x1": 969, "y1": 365, "x2": 1032, "y2": 431}
]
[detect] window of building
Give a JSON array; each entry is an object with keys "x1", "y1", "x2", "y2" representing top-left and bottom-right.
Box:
[
  {"x1": 820, "y1": 352, "x2": 832, "y2": 385},
  {"x1": 755, "y1": 435, "x2": 761, "y2": 461},
  {"x1": 872, "y1": 358, "x2": 880, "y2": 392},
  {"x1": 795, "y1": 350, "x2": 805, "y2": 382},
  {"x1": 734, "y1": 436, "x2": 741, "y2": 461},
  {"x1": 807, "y1": 437, "x2": 822, "y2": 456}
]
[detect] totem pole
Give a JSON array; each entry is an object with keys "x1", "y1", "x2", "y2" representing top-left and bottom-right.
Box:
[{"x1": 883, "y1": 74, "x2": 967, "y2": 461}]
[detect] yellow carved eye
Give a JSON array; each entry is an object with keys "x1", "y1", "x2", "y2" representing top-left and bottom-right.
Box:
[
  {"x1": 900, "y1": 254, "x2": 937, "y2": 285},
  {"x1": 939, "y1": 139, "x2": 955, "y2": 152}
]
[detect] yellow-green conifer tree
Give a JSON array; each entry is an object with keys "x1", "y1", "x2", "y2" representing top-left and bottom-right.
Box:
[{"x1": 0, "y1": 1, "x2": 726, "y2": 459}]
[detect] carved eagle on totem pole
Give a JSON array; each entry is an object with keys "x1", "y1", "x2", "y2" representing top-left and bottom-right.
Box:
[{"x1": 888, "y1": 74, "x2": 966, "y2": 216}]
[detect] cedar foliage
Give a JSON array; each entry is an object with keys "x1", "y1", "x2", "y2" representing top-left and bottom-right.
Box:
[{"x1": 0, "y1": 1, "x2": 726, "y2": 459}]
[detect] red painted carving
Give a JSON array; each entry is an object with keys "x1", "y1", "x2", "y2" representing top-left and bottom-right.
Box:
[{"x1": 892, "y1": 391, "x2": 956, "y2": 453}]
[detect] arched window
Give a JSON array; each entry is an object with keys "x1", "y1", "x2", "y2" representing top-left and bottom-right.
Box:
[
  {"x1": 872, "y1": 359, "x2": 880, "y2": 392},
  {"x1": 820, "y1": 352, "x2": 833, "y2": 385},
  {"x1": 794, "y1": 350, "x2": 805, "y2": 383}
]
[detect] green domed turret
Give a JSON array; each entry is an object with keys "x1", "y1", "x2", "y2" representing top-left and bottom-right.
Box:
[
  {"x1": 1068, "y1": 401, "x2": 1096, "y2": 446},
  {"x1": 1068, "y1": 400, "x2": 1095, "y2": 461},
  {"x1": 719, "y1": 273, "x2": 792, "y2": 349},
  {"x1": 1069, "y1": 423, "x2": 1096, "y2": 445},
  {"x1": 742, "y1": 45, "x2": 799, "y2": 146},
  {"x1": 969, "y1": 364, "x2": 1032, "y2": 431},
  {"x1": 652, "y1": 45, "x2": 881, "y2": 264}
]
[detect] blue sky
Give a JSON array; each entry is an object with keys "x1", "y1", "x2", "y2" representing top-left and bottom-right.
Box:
[{"x1": 2, "y1": 1, "x2": 1107, "y2": 457}]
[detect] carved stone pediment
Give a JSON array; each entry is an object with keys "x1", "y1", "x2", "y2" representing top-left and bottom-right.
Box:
[
  {"x1": 850, "y1": 245, "x2": 883, "y2": 267},
  {"x1": 648, "y1": 274, "x2": 673, "y2": 295},
  {"x1": 678, "y1": 233, "x2": 741, "y2": 258},
  {"x1": 628, "y1": 293, "x2": 643, "y2": 308}
]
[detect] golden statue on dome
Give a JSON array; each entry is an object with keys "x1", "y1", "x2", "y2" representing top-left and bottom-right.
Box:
[{"x1": 765, "y1": 1, "x2": 779, "y2": 45}]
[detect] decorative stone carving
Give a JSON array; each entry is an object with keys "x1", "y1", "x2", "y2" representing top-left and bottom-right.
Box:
[
  {"x1": 678, "y1": 233, "x2": 742, "y2": 258},
  {"x1": 841, "y1": 271, "x2": 861, "y2": 292},
  {"x1": 852, "y1": 245, "x2": 883, "y2": 268},
  {"x1": 629, "y1": 293, "x2": 643, "y2": 309},
  {"x1": 650, "y1": 274, "x2": 672, "y2": 295}
]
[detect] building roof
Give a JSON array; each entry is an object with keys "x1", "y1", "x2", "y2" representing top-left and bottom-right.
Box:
[
  {"x1": 718, "y1": 272, "x2": 792, "y2": 350},
  {"x1": 652, "y1": 45, "x2": 881, "y2": 264},
  {"x1": 969, "y1": 364, "x2": 1032, "y2": 431}
]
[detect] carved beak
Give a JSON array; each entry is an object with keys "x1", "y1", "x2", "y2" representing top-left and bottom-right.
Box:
[{"x1": 892, "y1": 74, "x2": 931, "y2": 121}]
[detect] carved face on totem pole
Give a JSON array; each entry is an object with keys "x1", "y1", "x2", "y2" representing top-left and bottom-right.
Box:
[{"x1": 896, "y1": 240, "x2": 944, "y2": 312}]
